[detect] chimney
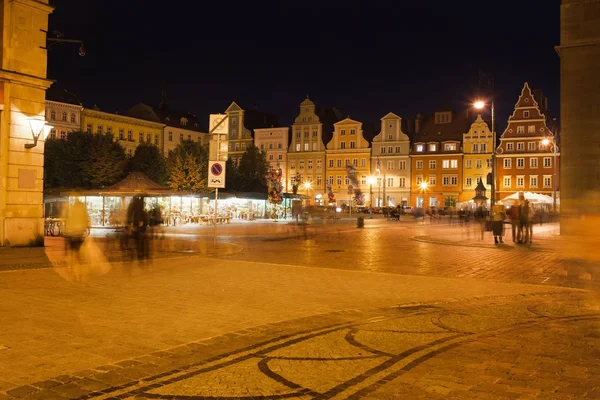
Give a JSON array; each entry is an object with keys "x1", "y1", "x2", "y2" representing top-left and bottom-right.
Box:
[{"x1": 415, "y1": 113, "x2": 423, "y2": 133}]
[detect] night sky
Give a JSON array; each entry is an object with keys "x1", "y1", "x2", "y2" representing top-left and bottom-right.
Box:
[{"x1": 47, "y1": 0, "x2": 561, "y2": 130}]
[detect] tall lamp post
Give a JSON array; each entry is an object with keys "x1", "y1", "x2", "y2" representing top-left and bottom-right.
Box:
[
  {"x1": 474, "y1": 100, "x2": 495, "y2": 206},
  {"x1": 367, "y1": 176, "x2": 376, "y2": 218},
  {"x1": 542, "y1": 137, "x2": 558, "y2": 215}
]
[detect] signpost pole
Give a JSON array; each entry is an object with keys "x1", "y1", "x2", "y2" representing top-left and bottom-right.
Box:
[{"x1": 213, "y1": 132, "x2": 220, "y2": 249}]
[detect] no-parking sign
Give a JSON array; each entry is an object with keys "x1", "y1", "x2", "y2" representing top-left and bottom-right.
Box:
[{"x1": 208, "y1": 161, "x2": 226, "y2": 188}]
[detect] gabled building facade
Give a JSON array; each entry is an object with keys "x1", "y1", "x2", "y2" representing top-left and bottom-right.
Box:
[
  {"x1": 287, "y1": 98, "x2": 330, "y2": 200},
  {"x1": 410, "y1": 111, "x2": 469, "y2": 208},
  {"x1": 371, "y1": 113, "x2": 411, "y2": 207},
  {"x1": 325, "y1": 117, "x2": 371, "y2": 206},
  {"x1": 460, "y1": 114, "x2": 493, "y2": 203},
  {"x1": 496, "y1": 82, "x2": 560, "y2": 201},
  {"x1": 224, "y1": 102, "x2": 279, "y2": 165},
  {"x1": 254, "y1": 127, "x2": 289, "y2": 191}
]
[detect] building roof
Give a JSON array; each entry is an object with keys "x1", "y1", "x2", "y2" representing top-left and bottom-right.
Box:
[
  {"x1": 126, "y1": 103, "x2": 205, "y2": 132},
  {"x1": 412, "y1": 110, "x2": 471, "y2": 146},
  {"x1": 46, "y1": 83, "x2": 82, "y2": 105}
]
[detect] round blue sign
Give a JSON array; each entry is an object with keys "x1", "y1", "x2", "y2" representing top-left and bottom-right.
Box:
[{"x1": 211, "y1": 163, "x2": 223, "y2": 176}]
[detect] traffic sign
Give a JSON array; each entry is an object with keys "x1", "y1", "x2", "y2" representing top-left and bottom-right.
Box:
[{"x1": 208, "y1": 161, "x2": 226, "y2": 188}]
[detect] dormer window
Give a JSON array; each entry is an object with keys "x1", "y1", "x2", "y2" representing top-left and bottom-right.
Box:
[
  {"x1": 444, "y1": 143, "x2": 457, "y2": 151},
  {"x1": 429, "y1": 143, "x2": 437, "y2": 152},
  {"x1": 434, "y1": 112, "x2": 452, "y2": 124},
  {"x1": 416, "y1": 144, "x2": 424, "y2": 152},
  {"x1": 180, "y1": 117, "x2": 188, "y2": 126}
]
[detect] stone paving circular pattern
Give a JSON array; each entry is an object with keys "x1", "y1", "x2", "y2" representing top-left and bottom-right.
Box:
[{"x1": 10, "y1": 292, "x2": 598, "y2": 400}]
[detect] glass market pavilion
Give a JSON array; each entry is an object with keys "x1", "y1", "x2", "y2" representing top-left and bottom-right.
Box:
[{"x1": 49, "y1": 172, "x2": 292, "y2": 227}]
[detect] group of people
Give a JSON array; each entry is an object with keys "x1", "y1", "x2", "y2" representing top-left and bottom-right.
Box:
[{"x1": 490, "y1": 195, "x2": 535, "y2": 244}]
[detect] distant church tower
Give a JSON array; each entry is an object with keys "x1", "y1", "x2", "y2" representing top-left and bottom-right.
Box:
[
  {"x1": 158, "y1": 82, "x2": 168, "y2": 109},
  {"x1": 558, "y1": 0, "x2": 600, "y2": 235}
]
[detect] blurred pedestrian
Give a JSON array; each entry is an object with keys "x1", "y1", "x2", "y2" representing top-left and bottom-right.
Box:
[
  {"x1": 491, "y1": 202, "x2": 506, "y2": 244},
  {"x1": 64, "y1": 199, "x2": 90, "y2": 280},
  {"x1": 507, "y1": 204, "x2": 519, "y2": 243},
  {"x1": 127, "y1": 197, "x2": 150, "y2": 266}
]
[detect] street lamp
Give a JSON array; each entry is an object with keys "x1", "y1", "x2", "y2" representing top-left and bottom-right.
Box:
[
  {"x1": 419, "y1": 181, "x2": 428, "y2": 208},
  {"x1": 303, "y1": 181, "x2": 311, "y2": 205},
  {"x1": 542, "y1": 137, "x2": 558, "y2": 215},
  {"x1": 26, "y1": 119, "x2": 53, "y2": 149},
  {"x1": 375, "y1": 164, "x2": 381, "y2": 207},
  {"x1": 474, "y1": 100, "x2": 495, "y2": 206},
  {"x1": 367, "y1": 176, "x2": 376, "y2": 218}
]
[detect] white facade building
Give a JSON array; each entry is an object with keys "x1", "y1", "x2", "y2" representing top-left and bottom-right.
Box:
[
  {"x1": 371, "y1": 113, "x2": 412, "y2": 207},
  {"x1": 45, "y1": 100, "x2": 82, "y2": 139},
  {"x1": 254, "y1": 127, "x2": 289, "y2": 191}
]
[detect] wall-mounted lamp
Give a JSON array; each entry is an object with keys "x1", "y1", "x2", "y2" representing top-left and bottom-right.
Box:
[{"x1": 26, "y1": 119, "x2": 53, "y2": 149}]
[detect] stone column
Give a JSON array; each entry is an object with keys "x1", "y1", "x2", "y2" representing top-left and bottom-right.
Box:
[
  {"x1": 558, "y1": 0, "x2": 600, "y2": 236},
  {"x1": 0, "y1": 0, "x2": 54, "y2": 246}
]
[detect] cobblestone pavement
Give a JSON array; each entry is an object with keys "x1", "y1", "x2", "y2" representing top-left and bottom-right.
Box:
[{"x1": 1, "y1": 219, "x2": 599, "y2": 399}]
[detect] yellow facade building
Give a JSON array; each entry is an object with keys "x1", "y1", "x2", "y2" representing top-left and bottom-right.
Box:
[
  {"x1": 0, "y1": 0, "x2": 54, "y2": 245},
  {"x1": 81, "y1": 109, "x2": 165, "y2": 156},
  {"x1": 325, "y1": 118, "x2": 371, "y2": 206},
  {"x1": 460, "y1": 114, "x2": 493, "y2": 203}
]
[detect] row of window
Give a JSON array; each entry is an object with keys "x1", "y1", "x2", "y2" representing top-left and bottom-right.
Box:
[
  {"x1": 415, "y1": 143, "x2": 459, "y2": 153},
  {"x1": 268, "y1": 154, "x2": 284, "y2": 161},
  {"x1": 167, "y1": 131, "x2": 199, "y2": 142},
  {"x1": 465, "y1": 159, "x2": 493, "y2": 169},
  {"x1": 504, "y1": 141, "x2": 548, "y2": 151},
  {"x1": 295, "y1": 142, "x2": 319, "y2": 151},
  {"x1": 49, "y1": 110, "x2": 77, "y2": 123},
  {"x1": 503, "y1": 157, "x2": 552, "y2": 169},
  {"x1": 503, "y1": 176, "x2": 553, "y2": 189},
  {"x1": 260, "y1": 143, "x2": 284, "y2": 150},
  {"x1": 290, "y1": 160, "x2": 323, "y2": 170},
  {"x1": 415, "y1": 159, "x2": 459, "y2": 170},
  {"x1": 415, "y1": 175, "x2": 459, "y2": 186},
  {"x1": 295, "y1": 131, "x2": 318, "y2": 138},
  {"x1": 514, "y1": 125, "x2": 539, "y2": 134},
  {"x1": 379, "y1": 146, "x2": 402, "y2": 154}
]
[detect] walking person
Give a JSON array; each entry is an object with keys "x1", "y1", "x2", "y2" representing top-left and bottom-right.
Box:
[
  {"x1": 64, "y1": 199, "x2": 90, "y2": 281},
  {"x1": 491, "y1": 202, "x2": 506, "y2": 244},
  {"x1": 518, "y1": 198, "x2": 531, "y2": 244},
  {"x1": 507, "y1": 204, "x2": 519, "y2": 243}
]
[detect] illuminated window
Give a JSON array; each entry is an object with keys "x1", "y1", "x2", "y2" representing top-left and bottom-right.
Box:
[
  {"x1": 444, "y1": 143, "x2": 457, "y2": 151},
  {"x1": 304, "y1": 143, "x2": 309, "y2": 151},
  {"x1": 429, "y1": 143, "x2": 437, "y2": 152},
  {"x1": 416, "y1": 144, "x2": 424, "y2": 152},
  {"x1": 528, "y1": 125, "x2": 535, "y2": 133}
]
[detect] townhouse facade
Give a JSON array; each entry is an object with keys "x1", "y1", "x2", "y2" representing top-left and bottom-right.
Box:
[
  {"x1": 81, "y1": 108, "x2": 165, "y2": 156},
  {"x1": 325, "y1": 117, "x2": 371, "y2": 206},
  {"x1": 46, "y1": 100, "x2": 82, "y2": 140},
  {"x1": 460, "y1": 114, "x2": 493, "y2": 202},
  {"x1": 496, "y1": 82, "x2": 560, "y2": 201},
  {"x1": 224, "y1": 102, "x2": 279, "y2": 165},
  {"x1": 287, "y1": 97, "x2": 336, "y2": 202},
  {"x1": 127, "y1": 101, "x2": 207, "y2": 154},
  {"x1": 410, "y1": 111, "x2": 469, "y2": 208},
  {"x1": 254, "y1": 127, "x2": 289, "y2": 191},
  {"x1": 370, "y1": 113, "x2": 412, "y2": 207}
]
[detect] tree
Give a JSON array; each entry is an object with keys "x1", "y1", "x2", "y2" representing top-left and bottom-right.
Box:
[
  {"x1": 224, "y1": 157, "x2": 240, "y2": 191},
  {"x1": 86, "y1": 134, "x2": 127, "y2": 187},
  {"x1": 166, "y1": 140, "x2": 208, "y2": 192},
  {"x1": 236, "y1": 145, "x2": 270, "y2": 192},
  {"x1": 44, "y1": 131, "x2": 126, "y2": 189},
  {"x1": 128, "y1": 142, "x2": 167, "y2": 184}
]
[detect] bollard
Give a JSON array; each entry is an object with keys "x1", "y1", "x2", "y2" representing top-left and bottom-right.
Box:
[{"x1": 357, "y1": 216, "x2": 364, "y2": 228}]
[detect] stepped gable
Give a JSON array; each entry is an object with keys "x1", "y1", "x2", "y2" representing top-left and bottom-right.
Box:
[{"x1": 499, "y1": 82, "x2": 553, "y2": 141}]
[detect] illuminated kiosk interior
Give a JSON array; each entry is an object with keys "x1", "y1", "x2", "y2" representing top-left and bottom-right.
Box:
[{"x1": 48, "y1": 172, "x2": 303, "y2": 226}]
